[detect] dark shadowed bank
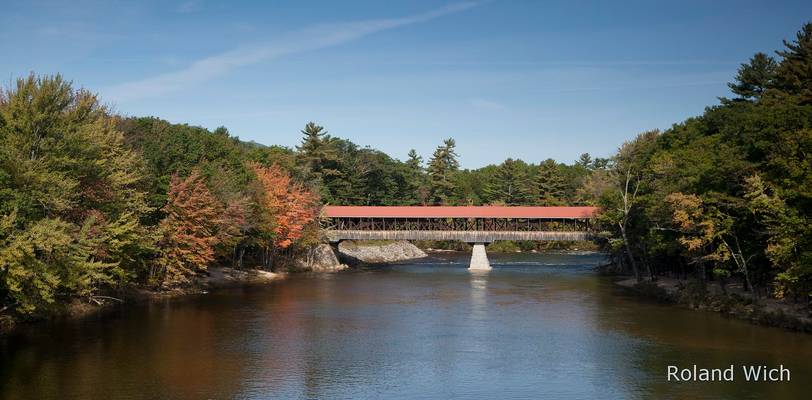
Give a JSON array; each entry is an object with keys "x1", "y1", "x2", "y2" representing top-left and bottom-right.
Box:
[
  {"x1": 0, "y1": 267, "x2": 285, "y2": 335},
  {"x1": 0, "y1": 241, "x2": 426, "y2": 335},
  {"x1": 601, "y1": 266, "x2": 812, "y2": 333}
]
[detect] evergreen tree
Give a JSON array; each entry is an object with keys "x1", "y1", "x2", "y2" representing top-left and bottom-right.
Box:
[
  {"x1": 576, "y1": 153, "x2": 593, "y2": 169},
  {"x1": 775, "y1": 22, "x2": 812, "y2": 103},
  {"x1": 728, "y1": 52, "x2": 777, "y2": 100},
  {"x1": 536, "y1": 159, "x2": 567, "y2": 205},
  {"x1": 592, "y1": 157, "x2": 611, "y2": 170},
  {"x1": 427, "y1": 138, "x2": 459, "y2": 204},
  {"x1": 406, "y1": 149, "x2": 423, "y2": 172},
  {"x1": 350, "y1": 149, "x2": 399, "y2": 205},
  {"x1": 296, "y1": 122, "x2": 341, "y2": 201},
  {"x1": 405, "y1": 149, "x2": 426, "y2": 204},
  {"x1": 485, "y1": 158, "x2": 533, "y2": 205}
]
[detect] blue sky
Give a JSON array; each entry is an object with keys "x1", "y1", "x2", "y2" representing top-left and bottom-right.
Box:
[{"x1": 2, "y1": 1, "x2": 811, "y2": 168}]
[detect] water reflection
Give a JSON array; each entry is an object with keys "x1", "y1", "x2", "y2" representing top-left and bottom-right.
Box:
[
  {"x1": 1, "y1": 252, "x2": 811, "y2": 399},
  {"x1": 469, "y1": 269, "x2": 489, "y2": 316}
]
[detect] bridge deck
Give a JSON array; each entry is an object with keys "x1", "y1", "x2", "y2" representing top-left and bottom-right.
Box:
[
  {"x1": 322, "y1": 206, "x2": 599, "y2": 243},
  {"x1": 324, "y1": 230, "x2": 592, "y2": 243},
  {"x1": 323, "y1": 205, "x2": 597, "y2": 219}
]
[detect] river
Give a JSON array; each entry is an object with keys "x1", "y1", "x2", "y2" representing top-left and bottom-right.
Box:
[{"x1": 1, "y1": 252, "x2": 810, "y2": 399}]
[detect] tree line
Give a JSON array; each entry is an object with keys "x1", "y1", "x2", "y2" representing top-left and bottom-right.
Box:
[
  {"x1": 596, "y1": 23, "x2": 812, "y2": 307},
  {"x1": 1, "y1": 23, "x2": 810, "y2": 319},
  {"x1": 0, "y1": 81, "x2": 321, "y2": 316},
  {"x1": 295, "y1": 123, "x2": 611, "y2": 207},
  {"x1": 0, "y1": 74, "x2": 604, "y2": 318}
]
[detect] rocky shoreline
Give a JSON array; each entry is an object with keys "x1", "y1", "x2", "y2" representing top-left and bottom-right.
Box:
[{"x1": 614, "y1": 276, "x2": 812, "y2": 333}]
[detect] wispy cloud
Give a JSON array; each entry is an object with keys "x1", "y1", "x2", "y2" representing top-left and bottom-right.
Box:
[
  {"x1": 469, "y1": 98, "x2": 507, "y2": 111},
  {"x1": 106, "y1": 2, "x2": 481, "y2": 102},
  {"x1": 177, "y1": 0, "x2": 201, "y2": 14},
  {"x1": 38, "y1": 22, "x2": 121, "y2": 43}
]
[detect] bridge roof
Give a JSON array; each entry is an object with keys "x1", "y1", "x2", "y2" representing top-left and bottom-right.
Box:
[{"x1": 323, "y1": 206, "x2": 597, "y2": 219}]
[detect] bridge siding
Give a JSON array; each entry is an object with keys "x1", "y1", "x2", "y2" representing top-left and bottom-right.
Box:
[{"x1": 324, "y1": 230, "x2": 592, "y2": 242}]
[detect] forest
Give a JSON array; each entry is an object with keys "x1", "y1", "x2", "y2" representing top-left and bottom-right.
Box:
[{"x1": 0, "y1": 23, "x2": 810, "y2": 320}]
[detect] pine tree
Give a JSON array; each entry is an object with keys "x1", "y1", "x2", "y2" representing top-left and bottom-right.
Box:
[
  {"x1": 297, "y1": 122, "x2": 328, "y2": 170},
  {"x1": 405, "y1": 149, "x2": 426, "y2": 204},
  {"x1": 406, "y1": 149, "x2": 423, "y2": 172},
  {"x1": 536, "y1": 159, "x2": 567, "y2": 205},
  {"x1": 296, "y1": 122, "x2": 341, "y2": 200},
  {"x1": 576, "y1": 153, "x2": 593, "y2": 170},
  {"x1": 485, "y1": 158, "x2": 533, "y2": 205},
  {"x1": 728, "y1": 52, "x2": 777, "y2": 100},
  {"x1": 774, "y1": 22, "x2": 812, "y2": 103},
  {"x1": 427, "y1": 138, "x2": 459, "y2": 204}
]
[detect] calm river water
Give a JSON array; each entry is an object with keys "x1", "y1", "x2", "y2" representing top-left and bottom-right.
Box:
[{"x1": 1, "y1": 252, "x2": 811, "y2": 399}]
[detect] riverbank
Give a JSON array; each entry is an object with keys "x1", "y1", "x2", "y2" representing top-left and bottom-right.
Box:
[
  {"x1": 615, "y1": 277, "x2": 812, "y2": 333},
  {"x1": 1, "y1": 240, "x2": 431, "y2": 335},
  {"x1": 0, "y1": 266, "x2": 286, "y2": 336}
]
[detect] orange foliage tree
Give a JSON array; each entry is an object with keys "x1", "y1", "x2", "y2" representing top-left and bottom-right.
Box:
[
  {"x1": 217, "y1": 197, "x2": 251, "y2": 268},
  {"x1": 156, "y1": 170, "x2": 224, "y2": 287},
  {"x1": 248, "y1": 162, "x2": 318, "y2": 267}
]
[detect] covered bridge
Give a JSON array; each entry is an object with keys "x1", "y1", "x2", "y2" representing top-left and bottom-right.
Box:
[{"x1": 321, "y1": 206, "x2": 599, "y2": 270}]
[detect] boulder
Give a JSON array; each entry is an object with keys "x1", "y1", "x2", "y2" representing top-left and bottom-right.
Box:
[
  {"x1": 337, "y1": 240, "x2": 427, "y2": 265},
  {"x1": 296, "y1": 243, "x2": 348, "y2": 272}
]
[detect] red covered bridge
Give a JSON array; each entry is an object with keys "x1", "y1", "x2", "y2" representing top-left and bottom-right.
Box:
[
  {"x1": 323, "y1": 204, "x2": 595, "y2": 241},
  {"x1": 322, "y1": 206, "x2": 599, "y2": 270}
]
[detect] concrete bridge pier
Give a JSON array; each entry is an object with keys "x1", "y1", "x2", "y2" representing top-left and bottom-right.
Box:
[{"x1": 469, "y1": 243, "x2": 492, "y2": 271}]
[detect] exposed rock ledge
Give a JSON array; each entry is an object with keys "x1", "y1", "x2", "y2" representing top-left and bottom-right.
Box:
[
  {"x1": 337, "y1": 240, "x2": 427, "y2": 265},
  {"x1": 205, "y1": 267, "x2": 283, "y2": 288},
  {"x1": 295, "y1": 243, "x2": 349, "y2": 272}
]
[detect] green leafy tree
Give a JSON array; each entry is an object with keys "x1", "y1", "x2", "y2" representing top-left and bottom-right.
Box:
[
  {"x1": 0, "y1": 74, "x2": 151, "y2": 315},
  {"x1": 577, "y1": 169, "x2": 615, "y2": 205},
  {"x1": 744, "y1": 174, "x2": 811, "y2": 301},
  {"x1": 116, "y1": 116, "x2": 252, "y2": 219}
]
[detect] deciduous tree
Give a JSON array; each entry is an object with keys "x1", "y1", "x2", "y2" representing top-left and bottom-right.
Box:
[
  {"x1": 249, "y1": 162, "x2": 318, "y2": 268},
  {"x1": 156, "y1": 171, "x2": 222, "y2": 287}
]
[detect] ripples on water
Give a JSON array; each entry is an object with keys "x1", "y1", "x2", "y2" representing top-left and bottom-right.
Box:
[{"x1": 1, "y1": 252, "x2": 810, "y2": 399}]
